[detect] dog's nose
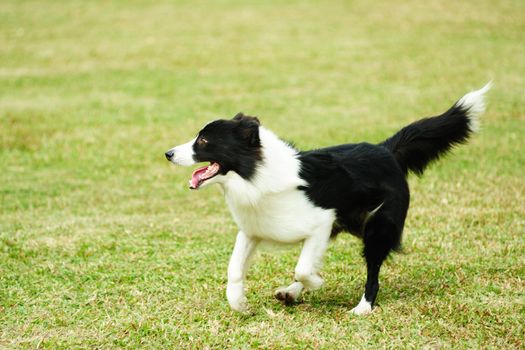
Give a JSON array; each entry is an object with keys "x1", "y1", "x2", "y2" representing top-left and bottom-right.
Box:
[{"x1": 165, "y1": 150, "x2": 174, "y2": 160}]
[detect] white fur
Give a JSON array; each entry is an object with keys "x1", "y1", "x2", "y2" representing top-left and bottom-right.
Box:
[
  {"x1": 456, "y1": 82, "x2": 492, "y2": 133},
  {"x1": 167, "y1": 137, "x2": 197, "y2": 166},
  {"x1": 220, "y1": 128, "x2": 308, "y2": 205},
  {"x1": 222, "y1": 128, "x2": 336, "y2": 310},
  {"x1": 221, "y1": 127, "x2": 335, "y2": 243},
  {"x1": 351, "y1": 294, "x2": 372, "y2": 315},
  {"x1": 171, "y1": 127, "x2": 338, "y2": 312},
  {"x1": 227, "y1": 231, "x2": 259, "y2": 312},
  {"x1": 364, "y1": 202, "x2": 383, "y2": 226}
]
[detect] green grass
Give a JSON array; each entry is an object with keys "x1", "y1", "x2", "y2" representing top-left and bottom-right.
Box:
[{"x1": 1, "y1": 0, "x2": 524, "y2": 348}]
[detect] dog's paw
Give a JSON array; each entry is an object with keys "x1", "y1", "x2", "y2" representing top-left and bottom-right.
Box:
[
  {"x1": 350, "y1": 304, "x2": 372, "y2": 315},
  {"x1": 350, "y1": 296, "x2": 373, "y2": 315},
  {"x1": 230, "y1": 296, "x2": 249, "y2": 313},
  {"x1": 274, "y1": 282, "x2": 303, "y2": 305},
  {"x1": 274, "y1": 289, "x2": 298, "y2": 305},
  {"x1": 227, "y1": 283, "x2": 249, "y2": 313}
]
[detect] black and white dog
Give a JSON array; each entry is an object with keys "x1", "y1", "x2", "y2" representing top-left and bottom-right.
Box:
[{"x1": 165, "y1": 84, "x2": 490, "y2": 315}]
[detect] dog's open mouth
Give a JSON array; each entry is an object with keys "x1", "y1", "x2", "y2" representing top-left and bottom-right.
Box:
[{"x1": 189, "y1": 162, "x2": 220, "y2": 189}]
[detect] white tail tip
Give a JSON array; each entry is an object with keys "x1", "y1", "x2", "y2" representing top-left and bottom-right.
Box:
[{"x1": 456, "y1": 81, "x2": 492, "y2": 133}]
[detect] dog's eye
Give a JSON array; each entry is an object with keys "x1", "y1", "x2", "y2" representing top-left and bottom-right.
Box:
[{"x1": 197, "y1": 136, "x2": 208, "y2": 145}]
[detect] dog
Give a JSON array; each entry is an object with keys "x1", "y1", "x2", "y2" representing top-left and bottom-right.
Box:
[{"x1": 165, "y1": 83, "x2": 490, "y2": 315}]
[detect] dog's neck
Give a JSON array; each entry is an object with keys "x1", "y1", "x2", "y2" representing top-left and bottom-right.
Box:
[{"x1": 220, "y1": 127, "x2": 306, "y2": 206}]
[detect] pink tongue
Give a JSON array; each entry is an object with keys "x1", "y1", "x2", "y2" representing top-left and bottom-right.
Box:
[{"x1": 190, "y1": 166, "x2": 209, "y2": 189}]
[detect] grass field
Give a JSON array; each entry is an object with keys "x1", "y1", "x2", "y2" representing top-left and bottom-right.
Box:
[{"x1": 1, "y1": 0, "x2": 524, "y2": 348}]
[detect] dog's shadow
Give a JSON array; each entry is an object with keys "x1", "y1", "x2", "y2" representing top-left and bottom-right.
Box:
[{"x1": 264, "y1": 271, "x2": 443, "y2": 316}]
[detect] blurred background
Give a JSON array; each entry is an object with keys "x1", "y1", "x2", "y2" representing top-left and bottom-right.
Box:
[{"x1": 1, "y1": 0, "x2": 524, "y2": 348}]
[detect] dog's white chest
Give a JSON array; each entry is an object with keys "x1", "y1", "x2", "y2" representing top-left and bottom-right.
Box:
[{"x1": 225, "y1": 189, "x2": 335, "y2": 243}]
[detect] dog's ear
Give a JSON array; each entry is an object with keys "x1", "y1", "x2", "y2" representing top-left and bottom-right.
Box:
[
  {"x1": 234, "y1": 113, "x2": 260, "y2": 146},
  {"x1": 233, "y1": 112, "x2": 261, "y2": 126}
]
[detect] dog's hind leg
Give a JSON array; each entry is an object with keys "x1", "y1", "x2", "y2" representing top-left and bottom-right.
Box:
[
  {"x1": 351, "y1": 213, "x2": 403, "y2": 315},
  {"x1": 275, "y1": 226, "x2": 331, "y2": 304}
]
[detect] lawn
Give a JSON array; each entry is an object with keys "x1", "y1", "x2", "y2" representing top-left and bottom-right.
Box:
[{"x1": 1, "y1": 0, "x2": 524, "y2": 348}]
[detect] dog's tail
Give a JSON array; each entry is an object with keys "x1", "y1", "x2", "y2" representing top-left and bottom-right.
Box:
[{"x1": 380, "y1": 83, "x2": 491, "y2": 176}]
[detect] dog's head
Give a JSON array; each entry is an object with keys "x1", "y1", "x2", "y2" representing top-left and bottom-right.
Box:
[{"x1": 165, "y1": 113, "x2": 262, "y2": 189}]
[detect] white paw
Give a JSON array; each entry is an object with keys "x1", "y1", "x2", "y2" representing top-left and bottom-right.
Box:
[
  {"x1": 351, "y1": 295, "x2": 373, "y2": 315},
  {"x1": 230, "y1": 295, "x2": 248, "y2": 313},
  {"x1": 274, "y1": 282, "x2": 303, "y2": 304},
  {"x1": 226, "y1": 283, "x2": 248, "y2": 313}
]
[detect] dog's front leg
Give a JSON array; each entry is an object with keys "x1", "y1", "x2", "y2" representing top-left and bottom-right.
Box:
[
  {"x1": 226, "y1": 231, "x2": 259, "y2": 313},
  {"x1": 275, "y1": 230, "x2": 330, "y2": 304}
]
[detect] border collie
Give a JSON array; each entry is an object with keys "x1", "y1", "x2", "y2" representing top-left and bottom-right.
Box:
[{"x1": 165, "y1": 84, "x2": 490, "y2": 315}]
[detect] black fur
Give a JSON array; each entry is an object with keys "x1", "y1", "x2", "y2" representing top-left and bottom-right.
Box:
[
  {"x1": 297, "y1": 101, "x2": 478, "y2": 307},
  {"x1": 380, "y1": 103, "x2": 474, "y2": 175},
  {"x1": 192, "y1": 113, "x2": 262, "y2": 180}
]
